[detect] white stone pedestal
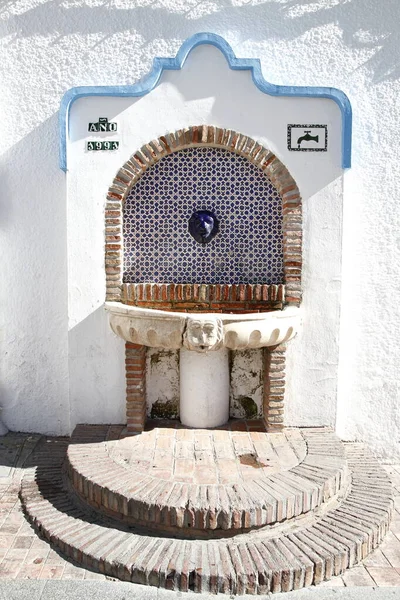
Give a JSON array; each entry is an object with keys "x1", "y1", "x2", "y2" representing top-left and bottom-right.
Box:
[{"x1": 179, "y1": 347, "x2": 230, "y2": 428}]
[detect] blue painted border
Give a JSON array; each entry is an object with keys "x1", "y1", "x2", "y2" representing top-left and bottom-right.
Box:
[{"x1": 59, "y1": 32, "x2": 352, "y2": 171}]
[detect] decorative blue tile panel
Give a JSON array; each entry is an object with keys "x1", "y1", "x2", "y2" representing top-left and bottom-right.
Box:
[{"x1": 123, "y1": 147, "x2": 283, "y2": 285}]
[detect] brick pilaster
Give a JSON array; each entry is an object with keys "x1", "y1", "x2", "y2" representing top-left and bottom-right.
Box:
[
  {"x1": 263, "y1": 343, "x2": 286, "y2": 431},
  {"x1": 125, "y1": 342, "x2": 147, "y2": 433}
]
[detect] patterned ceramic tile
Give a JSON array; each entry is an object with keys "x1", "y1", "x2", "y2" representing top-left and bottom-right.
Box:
[{"x1": 123, "y1": 147, "x2": 283, "y2": 284}]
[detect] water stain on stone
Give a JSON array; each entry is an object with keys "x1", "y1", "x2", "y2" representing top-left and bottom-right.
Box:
[
  {"x1": 239, "y1": 453, "x2": 269, "y2": 468},
  {"x1": 238, "y1": 396, "x2": 258, "y2": 419},
  {"x1": 151, "y1": 399, "x2": 179, "y2": 420}
]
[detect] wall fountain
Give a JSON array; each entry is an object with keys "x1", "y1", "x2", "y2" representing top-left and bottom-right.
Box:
[
  {"x1": 17, "y1": 34, "x2": 392, "y2": 595},
  {"x1": 105, "y1": 130, "x2": 302, "y2": 432}
]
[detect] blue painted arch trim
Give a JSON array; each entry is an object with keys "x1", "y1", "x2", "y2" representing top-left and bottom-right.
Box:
[{"x1": 59, "y1": 32, "x2": 352, "y2": 171}]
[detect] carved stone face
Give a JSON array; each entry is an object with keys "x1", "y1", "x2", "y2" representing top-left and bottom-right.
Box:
[
  {"x1": 183, "y1": 317, "x2": 223, "y2": 352},
  {"x1": 188, "y1": 210, "x2": 219, "y2": 244}
]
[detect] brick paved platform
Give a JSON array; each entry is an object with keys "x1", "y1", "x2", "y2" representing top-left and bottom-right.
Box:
[
  {"x1": 18, "y1": 424, "x2": 393, "y2": 593},
  {"x1": 66, "y1": 423, "x2": 349, "y2": 536}
]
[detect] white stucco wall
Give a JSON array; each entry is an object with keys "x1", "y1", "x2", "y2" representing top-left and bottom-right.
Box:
[{"x1": 0, "y1": 0, "x2": 399, "y2": 458}]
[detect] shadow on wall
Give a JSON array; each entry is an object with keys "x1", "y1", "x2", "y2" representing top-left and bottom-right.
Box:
[
  {"x1": 281, "y1": 0, "x2": 400, "y2": 84},
  {"x1": 0, "y1": 112, "x2": 124, "y2": 432},
  {"x1": 1, "y1": 0, "x2": 399, "y2": 84},
  {"x1": 0, "y1": 113, "x2": 70, "y2": 435}
]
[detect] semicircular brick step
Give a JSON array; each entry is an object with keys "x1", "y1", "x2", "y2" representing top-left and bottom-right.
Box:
[
  {"x1": 20, "y1": 431, "x2": 393, "y2": 594},
  {"x1": 66, "y1": 425, "x2": 349, "y2": 536}
]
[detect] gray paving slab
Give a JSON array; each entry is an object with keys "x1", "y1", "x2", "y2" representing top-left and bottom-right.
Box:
[
  {"x1": 0, "y1": 580, "x2": 400, "y2": 600},
  {"x1": 273, "y1": 590, "x2": 400, "y2": 599},
  {"x1": 0, "y1": 581, "x2": 46, "y2": 600},
  {"x1": 2, "y1": 581, "x2": 400, "y2": 600},
  {"x1": 40, "y1": 580, "x2": 158, "y2": 600}
]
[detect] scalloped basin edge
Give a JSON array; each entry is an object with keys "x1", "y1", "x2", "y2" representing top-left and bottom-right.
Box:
[{"x1": 105, "y1": 302, "x2": 301, "y2": 351}]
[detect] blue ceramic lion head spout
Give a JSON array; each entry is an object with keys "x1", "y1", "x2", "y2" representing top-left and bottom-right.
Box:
[{"x1": 188, "y1": 210, "x2": 219, "y2": 244}]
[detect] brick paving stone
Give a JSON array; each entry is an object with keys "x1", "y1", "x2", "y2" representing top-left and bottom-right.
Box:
[
  {"x1": 16, "y1": 562, "x2": 44, "y2": 579},
  {"x1": 0, "y1": 558, "x2": 23, "y2": 578},
  {"x1": 173, "y1": 458, "x2": 194, "y2": 481},
  {"x1": 31, "y1": 536, "x2": 51, "y2": 549},
  {"x1": 38, "y1": 565, "x2": 65, "y2": 579},
  {"x1": 157, "y1": 427, "x2": 176, "y2": 436},
  {"x1": 175, "y1": 441, "x2": 195, "y2": 460},
  {"x1": 0, "y1": 549, "x2": 8, "y2": 563},
  {"x1": 391, "y1": 520, "x2": 400, "y2": 537},
  {"x1": 155, "y1": 435, "x2": 172, "y2": 450},
  {"x1": 194, "y1": 431, "x2": 213, "y2": 451},
  {"x1": 61, "y1": 563, "x2": 87, "y2": 580},
  {"x1": 379, "y1": 531, "x2": 400, "y2": 567},
  {"x1": 217, "y1": 459, "x2": 240, "y2": 483},
  {"x1": 83, "y1": 569, "x2": 107, "y2": 579},
  {"x1": 46, "y1": 549, "x2": 67, "y2": 566},
  {"x1": 176, "y1": 429, "x2": 194, "y2": 442},
  {"x1": 318, "y1": 574, "x2": 345, "y2": 586},
  {"x1": 194, "y1": 466, "x2": 218, "y2": 485},
  {"x1": 0, "y1": 513, "x2": 24, "y2": 535},
  {"x1": 363, "y1": 548, "x2": 391, "y2": 568},
  {"x1": 0, "y1": 535, "x2": 14, "y2": 549},
  {"x1": 11, "y1": 535, "x2": 34, "y2": 549},
  {"x1": 342, "y1": 565, "x2": 375, "y2": 586},
  {"x1": 4, "y1": 548, "x2": 30, "y2": 563},
  {"x1": 367, "y1": 567, "x2": 400, "y2": 586},
  {"x1": 25, "y1": 548, "x2": 49, "y2": 565},
  {"x1": 392, "y1": 509, "x2": 400, "y2": 521}
]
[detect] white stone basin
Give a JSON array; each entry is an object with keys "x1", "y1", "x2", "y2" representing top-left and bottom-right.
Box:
[
  {"x1": 106, "y1": 302, "x2": 301, "y2": 428},
  {"x1": 105, "y1": 302, "x2": 300, "y2": 428},
  {"x1": 105, "y1": 302, "x2": 301, "y2": 352}
]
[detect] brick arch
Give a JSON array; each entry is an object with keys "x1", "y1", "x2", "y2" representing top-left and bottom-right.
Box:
[{"x1": 105, "y1": 125, "x2": 302, "y2": 308}]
